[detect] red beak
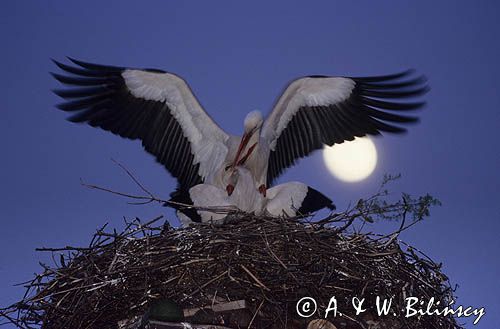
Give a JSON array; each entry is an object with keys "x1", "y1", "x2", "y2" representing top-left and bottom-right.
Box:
[{"x1": 232, "y1": 131, "x2": 252, "y2": 168}]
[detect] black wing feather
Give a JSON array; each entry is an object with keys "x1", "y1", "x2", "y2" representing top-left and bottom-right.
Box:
[
  {"x1": 267, "y1": 70, "x2": 428, "y2": 186},
  {"x1": 52, "y1": 58, "x2": 203, "y2": 189}
]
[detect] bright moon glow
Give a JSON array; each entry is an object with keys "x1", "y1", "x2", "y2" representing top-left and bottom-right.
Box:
[{"x1": 322, "y1": 137, "x2": 377, "y2": 182}]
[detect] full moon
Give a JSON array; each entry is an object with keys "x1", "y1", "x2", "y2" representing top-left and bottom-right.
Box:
[{"x1": 322, "y1": 137, "x2": 377, "y2": 182}]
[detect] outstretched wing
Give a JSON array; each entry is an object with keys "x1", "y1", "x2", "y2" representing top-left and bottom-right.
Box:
[
  {"x1": 52, "y1": 58, "x2": 229, "y2": 189},
  {"x1": 261, "y1": 70, "x2": 428, "y2": 186}
]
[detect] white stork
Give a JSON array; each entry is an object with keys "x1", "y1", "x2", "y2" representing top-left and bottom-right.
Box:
[
  {"x1": 52, "y1": 58, "x2": 428, "y2": 205},
  {"x1": 171, "y1": 166, "x2": 336, "y2": 224}
]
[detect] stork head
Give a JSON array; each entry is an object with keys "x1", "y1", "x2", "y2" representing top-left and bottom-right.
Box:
[
  {"x1": 243, "y1": 110, "x2": 263, "y2": 133},
  {"x1": 230, "y1": 111, "x2": 263, "y2": 168}
]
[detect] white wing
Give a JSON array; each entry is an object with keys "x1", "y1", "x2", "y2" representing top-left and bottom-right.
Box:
[
  {"x1": 261, "y1": 71, "x2": 428, "y2": 185},
  {"x1": 188, "y1": 184, "x2": 232, "y2": 222},
  {"x1": 53, "y1": 58, "x2": 229, "y2": 188}
]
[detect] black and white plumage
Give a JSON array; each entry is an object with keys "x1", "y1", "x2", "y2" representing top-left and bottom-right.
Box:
[
  {"x1": 52, "y1": 58, "x2": 428, "y2": 209},
  {"x1": 52, "y1": 58, "x2": 228, "y2": 190},
  {"x1": 262, "y1": 72, "x2": 428, "y2": 185}
]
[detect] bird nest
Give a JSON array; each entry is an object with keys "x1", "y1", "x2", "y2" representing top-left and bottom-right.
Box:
[{"x1": 1, "y1": 188, "x2": 461, "y2": 329}]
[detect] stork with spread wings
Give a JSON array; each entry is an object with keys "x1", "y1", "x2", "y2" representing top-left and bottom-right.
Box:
[{"x1": 52, "y1": 58, "x2": 427, "y2": 219}]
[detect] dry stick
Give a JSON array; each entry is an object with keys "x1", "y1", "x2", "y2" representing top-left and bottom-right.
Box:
[
  {"x1": 35, "y1": 216, "x2": 164, "y2": 253},
  {"x1": 382, "y1": 202, "x2": 408, "y2": 248},
  {"x1": 80, "y1": 160, "x2": 360, "y2": 227},
  {"x1": 186, "y1": 271, "x2": 229, "y2": 298},
  {"x1": 247, "y1": 299, "x2": 264, "y2": 329},
  {"x1": 240, "y1": 265, "x2": 270, "y2": 292},
  {"x1": 80, "y1": 179, "x2": 238, "y2": 215},
  {"x1": 80, "y1": 179, "x2": 163, "y2": 203},
  {"x1": 111, "y1": 158, "x2": 154, "y2": 198},
  {"x1": 87, "y1": 159, "x2": 240, "y2": 214}
]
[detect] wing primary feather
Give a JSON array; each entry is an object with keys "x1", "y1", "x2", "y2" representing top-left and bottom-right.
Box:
[
  {"x1": 342, "y1": 101, "x2": 380, "y2": 135},
  {"x1": 109, "y1": 93, "x2": 146, "y2": 136},
  {"x1": 121, "y1": 105, "x2": 149, "y2": 139},
  {"x1": 358, "y1": 76, "x2": 427, "y2": 90},
  {"x1": 56, "y1": 94, "x2": 111, "y2": 111},
  {"x1": 319, "y1": 106, "x2": 343, "y2": 142},
  {"x1": 67, "y1": 57, "x2": 124, "y2": 72},
  {"x1": 361, "y1": 86, "x2": 429, "y2": 98},
  {"x1": 94, "y1": 95, "x2": 137, "y2": 130},
  {"x1": 335, "y1": 103, "x2": 366, "y2": 137},
  {"x1": 51, "y1": 73, "x2": 113, "y2": 86},
  {"x1": 367, "y1": 117, "x2": 407, "y2": 133},
  {"x1": 52, "y1": 59, "x2": 112, "y2": 77},
  {"x1": 87, "y1": 106, "x2": 120, "y2": 127},
  {"x1": 351, "y1": 69, "x2": 414, "y2": 82},
  {"x1": 361, "y1": 105, "x2": 419, "y2": 123},
  {"x1": 361, "y1": 97, "x2": 425, "y2": 111},
  {"x1": 53, "y1": 87, "x2": 113, "y2": 99},
  {"x1": 328, "y1": 107, "x2": 355, "y2": 142},
  {"x1": 68, "y1": 105, "x2": 112, "y2": 123},
  {"x1": 103, "y1": 96, "x2": 143, "y2": 136},
  {"x1": 120, "y1": 102, "x2": 154, "y2": 139},
  {"x1": 322, "y1": 106, "x2": 345, "y2": 144}
]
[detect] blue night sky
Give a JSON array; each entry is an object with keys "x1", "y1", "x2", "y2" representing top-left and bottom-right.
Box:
[{"x1": 1, "y1": 1, "x2": 499, "y2": 328}]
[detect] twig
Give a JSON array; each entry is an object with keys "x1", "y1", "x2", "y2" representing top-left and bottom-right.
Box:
[
  {"x1": 240, "y1": 265, "x2": 270, "y2": 291},
  {"x1": 247, "y1": 299, "x2": 264, "y2": 329},
  {"x1": 111, "y1": 158, "x2": 155, "y2": 198}
]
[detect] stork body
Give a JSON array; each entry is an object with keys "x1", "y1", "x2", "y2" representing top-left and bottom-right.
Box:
[
  {"x1": 52, "y1": 58, "x2": 428, "y2": 220},
  {"x1": 172, "y1": 167, "x2": 335, "y2": 225}
]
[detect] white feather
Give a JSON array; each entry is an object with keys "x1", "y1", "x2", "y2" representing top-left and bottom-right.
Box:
[
  {"x1": 266, "y1": 182, "x2": 308, "y2": 216},
  {"x1": 262, "y1": 77, "x2": 355, "y2": 150},
  {"x1": 189, "y1": 184, "x2": 234, "y2": 222},
  {"x1": 122, "y1": 69, "x2": 229, "y2": 181}
]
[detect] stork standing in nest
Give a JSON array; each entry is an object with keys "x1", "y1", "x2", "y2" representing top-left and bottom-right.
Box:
[{"x1": 52, "y1": 58, "x2": 428, "y2": 220}]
